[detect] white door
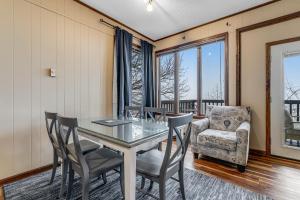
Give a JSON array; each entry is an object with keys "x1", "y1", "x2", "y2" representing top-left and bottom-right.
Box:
[{"x1": 271, "y1": 41, "x2": 300, "y2": 160}]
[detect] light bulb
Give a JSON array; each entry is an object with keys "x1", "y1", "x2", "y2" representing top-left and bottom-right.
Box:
[{"x1": 147, "y1": 3, "x2": 153, "y2": 12}]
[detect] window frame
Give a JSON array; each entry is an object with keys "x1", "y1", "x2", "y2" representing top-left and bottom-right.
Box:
[{"x1": 155, "y1": 33, "x2": 229, "y2": 117}]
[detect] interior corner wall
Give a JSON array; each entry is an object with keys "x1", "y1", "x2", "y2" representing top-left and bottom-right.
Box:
[{"x1": 154, "y1": 0, "x2": 300, "y2": 151}]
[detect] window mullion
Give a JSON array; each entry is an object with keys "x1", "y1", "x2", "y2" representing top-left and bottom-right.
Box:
[
  {"x1": 174, "y1": 52, "x2": 179, "y2": 114},
  {"x1": 197, "y1": 47, "x2": 202, "y2": 115}
]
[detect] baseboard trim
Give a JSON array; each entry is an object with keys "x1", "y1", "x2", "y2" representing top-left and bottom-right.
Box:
[
  {"x1": 249, "y1": 148, "x2": 267, "y2": 156},
  {"x1": 0, "y1": 164, "x2": 53, "y2": 186}
]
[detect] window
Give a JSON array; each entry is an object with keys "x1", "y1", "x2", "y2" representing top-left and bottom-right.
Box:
[
  {"x1": 159, "y1": 53, "x2": 175, "y2": 112},
  {"x1": 158, "y1": 36, "x2": 227, "y2": 116},
  {"x1": 201, "y1": 41, "x2": 225, "y2": 114},
  {"x1": 178, "y1": 48, "x2": 197, "y2": 113},
  {"x1": 131, "y1": 48, "x2": 143, "y2": 106}
]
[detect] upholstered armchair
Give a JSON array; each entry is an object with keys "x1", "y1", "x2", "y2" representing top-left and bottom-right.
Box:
[{"x1": 191, "y1": 105, "x2": 251, "y2": 172}]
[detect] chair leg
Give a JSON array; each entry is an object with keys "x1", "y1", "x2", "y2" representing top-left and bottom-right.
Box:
[
  {"x1": 66, "y1": 165, "x2": 74, "y2": 200},
  {"x1": 237, "y1": 165, "x2": 246, "y2": 172},
  {"x1": 159, "y1": 181, "x2": 166, "y2": 200},
  {"x1": 102, "y1": 173, "x2": 107, "y2": 184},
  {"x1": 141, "y1": 177, "x2": 146, "y2": 189},
  {"x1": 59, "y1": 159, "x2": 68, "y2": 198},
  {"x1": 49, "y1": 151, "x2": 58, "y2": 184},
  {"x1": 81, "y1": 176, "x2": 90, "y2": 200},
  {"x1": 158, "y1": 142, "x2": 162, "y2": 151},
  {"x1": 148, "y1": 181, "x2": 153, "y2": 191},
  {"x1": 179, "y1": 165, "x2": 186, "y2": 200},
  {"x1": 193, "y1": 153, "x2": 199, "y2": 159},
  {"x1": 120, "y1": 164, "x2": 124, "y2": 197}
]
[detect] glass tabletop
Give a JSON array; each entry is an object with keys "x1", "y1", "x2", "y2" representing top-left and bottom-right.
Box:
[{"x1": 77, "y1": 117, "x2": 169, "y2": 148}]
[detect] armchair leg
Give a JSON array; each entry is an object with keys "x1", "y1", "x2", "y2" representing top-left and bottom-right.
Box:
[
  {"x1": 237, "y1": 165, "x2": 246, "y2": 172},
  {"x1": 193, "y1": 153, "x2": 199, "y2": 159}
]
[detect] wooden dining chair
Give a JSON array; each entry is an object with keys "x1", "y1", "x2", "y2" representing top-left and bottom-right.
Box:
[
  {"x1": 45, "y1": 112, "x2": 99, "y2": 197},
  {"x1": 56, "y1": 116, "x2": 124, "y2": 200},
  {"x1": 136, "y1": 113, "x2": 193, "y2": 200},
  {"x1": 125, "y1": 106, "x2": 143, "y2": 119}
]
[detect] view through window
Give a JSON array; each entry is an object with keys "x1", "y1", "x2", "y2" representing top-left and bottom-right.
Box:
[
  {"x1": 284, "y1": 53, "x2": 300, "y2": 147},
  {"x1": 159, "y1": 39, "x2": 226, "y2": 115},
  {"x1": 131, "y1": 49, "x2": 143, "y2": 106}
]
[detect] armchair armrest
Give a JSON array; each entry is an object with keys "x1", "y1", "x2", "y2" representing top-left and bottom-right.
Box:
[
  {"x1": 236, "y1": 121, "x2": 250, "y2": 166},
  {"x1": 191, "y1": 118, "x2": 209, "y2": 145}
]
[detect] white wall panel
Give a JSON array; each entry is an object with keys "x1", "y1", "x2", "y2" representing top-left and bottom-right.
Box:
[
  {"x1": 74, "y1": 23, "x2": 81, "y2": 118},
  {"x1": 64, "y1": 18, "x2": 75, "y2": 117},
  {"x1": 56, "y1": 14, "x2": 65, "y2": 115},
  {"x1": 0, "y1": 0, "x2": 14, "y2": 179},
  {"x1": 13, "y1": 0, "x2": 32, "y2": 173},
  {"x1": 0, "y1": 0, "x2": 115, "y2": 179},
  {"x1": 80, "y1": 25, "x2": 90, "y2": 119},
  {"x1": 31, "y1": 4, "x2": 42, "y2": 169},
  {"x1": 40, "y1": 8, "x2": 57, "y2": 166}
]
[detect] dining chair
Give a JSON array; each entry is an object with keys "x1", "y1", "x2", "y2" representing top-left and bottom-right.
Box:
[
  {"x1": 56, "y1": 116, "x2": 124, "y2": 200},
  {"x1": 45, "y1": 112, "x2": 100, "y2": 197},
  {"x1": 144, "y1": 107, "x2": 167, "y2": 122},
  {"x1": 136, "y1": 113, "x2": 193, "y2": 200},
  {"x1": 125, "y1": 106, "x2": 143, "y2": 119},
  {"x1": 138, "y1": 107, "x2": 168, "y2": 155}
]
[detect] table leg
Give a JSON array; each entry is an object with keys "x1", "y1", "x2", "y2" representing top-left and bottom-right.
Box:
[{"x1": 123, "y1": 147, "x2": 136, "y2": 200}]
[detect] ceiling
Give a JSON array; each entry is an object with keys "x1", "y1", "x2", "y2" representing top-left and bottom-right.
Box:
[{"x1": 80, "y1": 0, "x2": 272, "y2": 41}]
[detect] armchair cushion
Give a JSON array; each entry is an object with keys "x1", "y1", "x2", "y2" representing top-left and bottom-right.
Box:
[
  {"x1": 206, "y1": 105, "x2": 251, "y2": 132},
  {"x1": 197, "y1": 129, "x2": 237, "y2": 151}
]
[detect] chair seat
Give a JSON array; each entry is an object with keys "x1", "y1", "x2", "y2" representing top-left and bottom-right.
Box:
[
  {"x1": 85, "y1": 148, "x2": 123, "y2": 174},
  {"x1": 136, "y1": 150, "x2": 165, "y2": 177},
  {"x1": 136, "y1": 149, "x2": 183, "y2": 179},
  {"x1": 197, "y1": 129, "x2": 237, "y2": 151},
  {"x1": 67, "y1": 140, "x2": 99, "y2": 156}
]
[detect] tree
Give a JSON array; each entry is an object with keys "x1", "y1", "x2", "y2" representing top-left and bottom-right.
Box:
[
  {"x1": 131, "y1": 50, "x2": 143, "y2": 105},
  {"x1": 131, "y1": 52, "x2": 190, "y2": 105},
  {"x1": 159, "y1": 54, "x2": 190, "y2": 100},
  {"x1": 285, "y1": 79, "x2": 300, "y2": 100}
]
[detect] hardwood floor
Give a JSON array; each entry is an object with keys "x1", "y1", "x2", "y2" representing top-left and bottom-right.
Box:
[{"x1": 1, "y1": 149, "x2": 300, "y2": 200}]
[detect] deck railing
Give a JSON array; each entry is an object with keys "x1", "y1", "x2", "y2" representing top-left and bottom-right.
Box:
[
  {"x1": 161, "y1": 99, "x2": 300, "y2": 120},
  {"x1": 285, "y1": 100, "x2": 300, "y2": 122},
  {"x1": 160, "y1": 99, "x2": 225, "y2": 114}
]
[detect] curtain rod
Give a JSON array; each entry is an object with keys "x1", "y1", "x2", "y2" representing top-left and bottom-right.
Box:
[
  {"x1": 99, "y1": 19, "x2": 141, "y2": 41},
  {"x1": 99, "y1": 18, "x2": 156, "y2": 47}
]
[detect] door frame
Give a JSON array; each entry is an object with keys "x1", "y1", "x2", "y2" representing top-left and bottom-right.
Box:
[{"x1": 266, "y1": 36, "x2": 300, "y2": 155}]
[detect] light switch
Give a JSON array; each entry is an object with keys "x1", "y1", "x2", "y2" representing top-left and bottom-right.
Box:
[{"x1": 49, "y1": 68, "x2": 56, "y2": 77}]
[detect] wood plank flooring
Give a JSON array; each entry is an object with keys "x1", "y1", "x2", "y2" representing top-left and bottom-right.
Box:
[{"x1": 1, "y1": 148, "x2": 300, "y2": 200}]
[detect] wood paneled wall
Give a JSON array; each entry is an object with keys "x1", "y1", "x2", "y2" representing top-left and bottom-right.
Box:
[{"x1": 0, "y1": 0, "x2": 115, "y2": 179}]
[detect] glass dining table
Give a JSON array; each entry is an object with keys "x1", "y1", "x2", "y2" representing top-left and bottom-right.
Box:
[{"x1": 77, "y1": 117, "x2": 169, "y2": 200}]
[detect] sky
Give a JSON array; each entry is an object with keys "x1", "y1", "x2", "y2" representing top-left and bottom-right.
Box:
[
  {"x1": 284, "y1": 54, "x2": 300, "y2": 100},
  {"x1": 178, "y1": 41, "x2": 225, "y2": 100}
]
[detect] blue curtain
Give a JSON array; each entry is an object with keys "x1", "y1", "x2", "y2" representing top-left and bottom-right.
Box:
[
  {"x1": 115, "y1": 27, "x2": 133, "y2": 117},
  {"x1": 141, "y1": 40, "x2": 155, "y2": 108}
]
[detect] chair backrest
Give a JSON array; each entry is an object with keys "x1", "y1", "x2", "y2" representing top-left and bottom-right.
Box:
[
  {"x1": 160, "y1": 113, "x2": 193, "y2": 176},
  {"x1": 57, "y1": 116, "x2": 88, "y2": 170},
  {"x1": 125, "y1": 106, "x2": 143, "y2": 119},
  {"x1": 45, "y1": 112, "x2": 60, "y2": 154},
  {"x1": 206, "y1": 105, "x2": 251, "y2": 132},
  {"x1": 144, "y1": 107, "x2": 167, "y2": 122}
]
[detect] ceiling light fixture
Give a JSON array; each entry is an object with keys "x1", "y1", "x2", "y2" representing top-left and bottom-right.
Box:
[{"x1": 146, "y1": 0, "x2": 153, "y2": 12}]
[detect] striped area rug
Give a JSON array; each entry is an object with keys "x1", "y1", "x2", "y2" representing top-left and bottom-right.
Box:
[{"x1": 3, "y1": 167, "x2": 271, "y2": 200}]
